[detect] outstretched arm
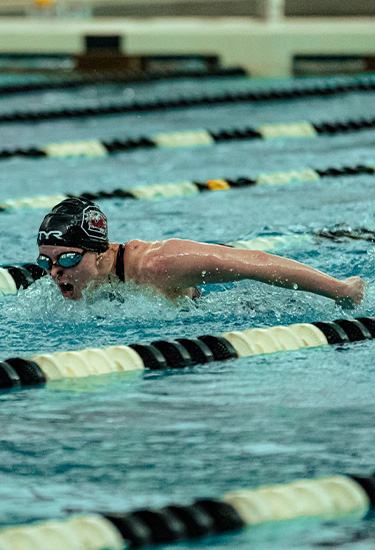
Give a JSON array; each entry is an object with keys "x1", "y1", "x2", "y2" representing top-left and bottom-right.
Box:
[{"x1": 136, "y1": 239, "x2": 365, "y2": 306}]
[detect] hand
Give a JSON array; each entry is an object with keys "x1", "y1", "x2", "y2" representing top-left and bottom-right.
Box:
[{"x1": 335, "y1": 276, "x2": 365, "y2": 309}]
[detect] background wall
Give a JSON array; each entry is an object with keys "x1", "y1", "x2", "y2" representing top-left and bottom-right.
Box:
[{"x1": 1, "y1": 0, "x2": 375, "y2": 18}]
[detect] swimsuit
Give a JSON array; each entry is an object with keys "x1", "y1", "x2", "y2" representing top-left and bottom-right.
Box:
[{"x1": 115, "y1": 243, "x2": 126, "y2": 281}]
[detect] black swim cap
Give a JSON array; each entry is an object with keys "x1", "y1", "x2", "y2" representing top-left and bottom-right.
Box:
[{"x1": 37, "y1": 198, "x2": 109, "y2": 253}]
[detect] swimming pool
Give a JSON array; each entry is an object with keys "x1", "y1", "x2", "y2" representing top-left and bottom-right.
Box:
[{"x1": 1, "y1": 72, "x2": 375, "y2": 549}]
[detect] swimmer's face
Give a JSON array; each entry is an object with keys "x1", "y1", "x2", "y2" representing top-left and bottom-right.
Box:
[{"x1": 38, "y1": 245, "x2": 105, "y2": 300}]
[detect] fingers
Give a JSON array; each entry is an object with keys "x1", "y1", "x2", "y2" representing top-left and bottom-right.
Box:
[{"x1": 336, "y1": 277, "x2": 365, "y2": 308}]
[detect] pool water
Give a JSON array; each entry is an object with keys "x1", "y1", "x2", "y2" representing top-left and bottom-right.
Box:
[{"x1": 1, "y1": 73, "x2": 375, "y2": 549}]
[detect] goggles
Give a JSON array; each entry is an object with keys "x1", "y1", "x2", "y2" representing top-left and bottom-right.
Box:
[{"x1": 37, "y1": 251, "x2": 87, "y2": 272}]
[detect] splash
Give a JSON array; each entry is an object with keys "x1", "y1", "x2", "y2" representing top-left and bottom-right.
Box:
[{"x1": 0, "y1": 276, "x2": 370, "y2": 360}]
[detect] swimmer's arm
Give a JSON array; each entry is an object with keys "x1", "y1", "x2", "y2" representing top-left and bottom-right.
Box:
[{"x1": 140, "y1": 239, "x2": 364, "y2": 306}]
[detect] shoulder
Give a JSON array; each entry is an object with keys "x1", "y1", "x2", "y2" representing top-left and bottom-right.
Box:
[
  {"x1": 126, "y1": 238, "x2": 185, "y2": 256},
  {"x1": 124, "y1": 239, "x2": 190, "y2": 283},
  {"x1": 124, "y1": 239, "x2": 153, "y2": 261},
  {"x1": 123, "y1": 239, "x2": 162, "y2": 282}
]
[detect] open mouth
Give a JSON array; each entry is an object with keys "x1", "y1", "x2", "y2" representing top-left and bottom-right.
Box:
[{"x1": 59, "y1": 282, "x2": 74, "y2": 299}]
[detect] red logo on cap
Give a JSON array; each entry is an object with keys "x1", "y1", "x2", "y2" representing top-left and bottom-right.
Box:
[{"x1": 84, "y1": 208, "x2": 107, "y2": 237}]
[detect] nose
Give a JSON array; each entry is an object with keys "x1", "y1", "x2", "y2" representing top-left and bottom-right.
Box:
[{"x1": 50, "y1": 264, "x2": 64, "y2": 278}]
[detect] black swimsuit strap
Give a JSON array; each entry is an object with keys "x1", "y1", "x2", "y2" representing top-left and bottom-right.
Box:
[{"x1": 115, "y1": 243, "x2": 126, "y2": 281}]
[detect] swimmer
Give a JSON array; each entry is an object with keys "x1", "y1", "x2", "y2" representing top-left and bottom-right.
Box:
[{"x1": 37, "y1": 198, "x2": 365, "y2": 307}]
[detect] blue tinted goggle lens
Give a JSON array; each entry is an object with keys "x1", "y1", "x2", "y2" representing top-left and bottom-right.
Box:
[{"x1": 37, "y1": 252, "x2": 84, "y2": 271}]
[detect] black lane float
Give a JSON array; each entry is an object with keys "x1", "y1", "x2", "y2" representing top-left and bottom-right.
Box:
[
  {"x1": 2, "y1": 72, "x2": 375, "y2": 123},
  {"x1": 0, "y1": 471, "x2": 374, "y2": 548},
  {"x1": 0, "y1": 163, "x2": 374, "y2": 212},
  {"x1": 2, "y1": 117, "x2": 375, "y2": 162},
  {"x1": 0, "y1": 317, "x2": 374, "y2": 390}
]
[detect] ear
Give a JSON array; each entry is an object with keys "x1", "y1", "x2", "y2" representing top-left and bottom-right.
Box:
[{"x1": 95, "y1": 247, "x2": 112, "y2": 268}]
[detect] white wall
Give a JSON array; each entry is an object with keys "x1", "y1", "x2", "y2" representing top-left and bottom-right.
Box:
[{"x1": 1, "y1": 16, "x2": 375, "y2": 77}]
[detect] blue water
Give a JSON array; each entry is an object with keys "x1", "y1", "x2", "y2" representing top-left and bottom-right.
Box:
[{"x1": 1, "y1": 74, "x2": 375, "y2": 549}]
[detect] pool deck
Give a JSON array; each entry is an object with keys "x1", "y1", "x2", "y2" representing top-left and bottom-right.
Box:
[{"x1": 1, "y1": 16, "x2": 375, "y2": 76}]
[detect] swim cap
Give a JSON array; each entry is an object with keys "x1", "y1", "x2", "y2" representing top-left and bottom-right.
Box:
[{"x1": 37, "y1": 198, "x2": 109, "y2": 253}]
